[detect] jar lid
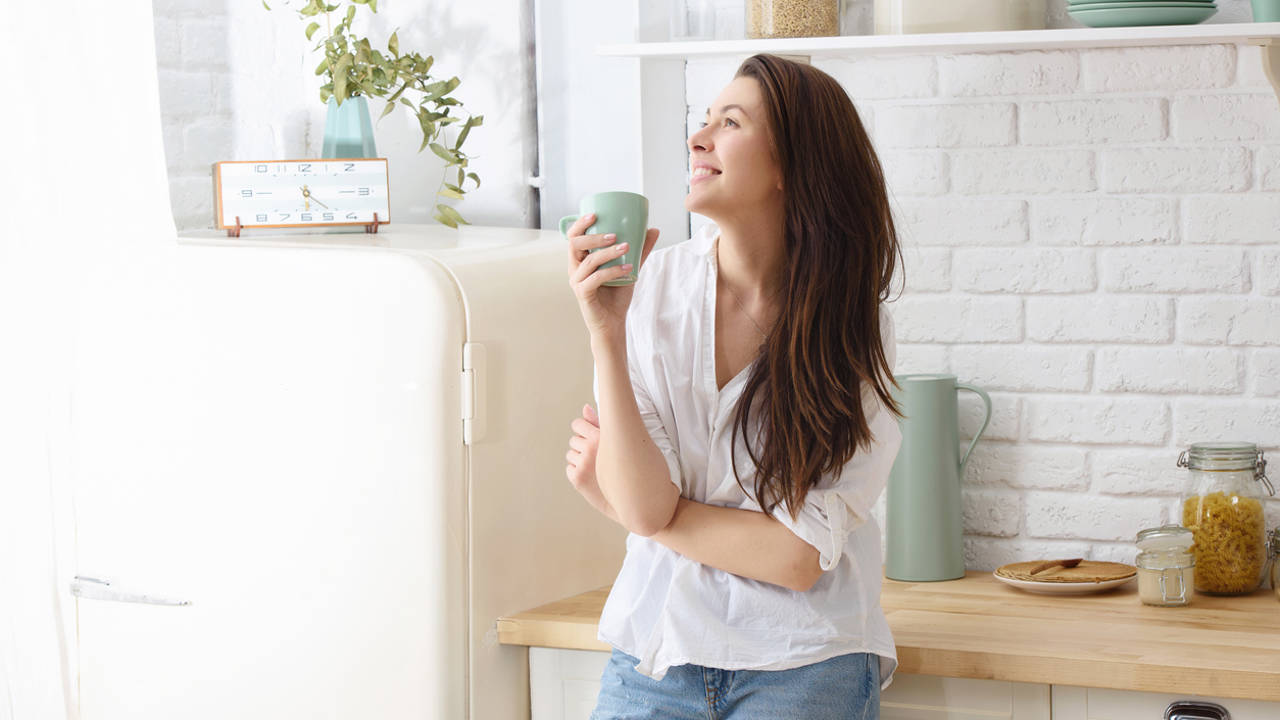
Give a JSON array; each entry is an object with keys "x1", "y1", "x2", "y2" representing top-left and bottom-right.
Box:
[
  {"x1": 1136, "y1": 524, "x2": 1194, "y2": 552},
  {"x1": 1177, "y1": 441, "x2": 1260, "y2": 470}
]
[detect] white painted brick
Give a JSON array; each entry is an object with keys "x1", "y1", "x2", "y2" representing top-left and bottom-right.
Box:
[
  {"x1": 180, "y1": 120, "x2": 235, "y2": 172},
  {"x1": 875, "y1": 103, "x2": 1015, "y2": 148},
  {"x1": 897, "y1": 247, "x2": 951, "y2": 292},
  {"x1": 1100, "y1": 247, "x2": 1248, "y2": 293},
  {"x1": 952, "y1": 149, "x2": 1094, "y2": 194},
  {"x1": 963, "y1": 443, "x2": 1089, "y2": 490},
  {"x1": 1091, "y1": 449, "x2": 1183, "y2": 496},
  {"x1": 939, "y1": 51, "x2": 1079, "y2": 97},
  {"x1": 819, "y1": 55, "x2": 937, "y2": 99},
  {"x1": 880, "y1": 151, "x2": 948, "y2": 196},
  {"x1": 1020, "y1": 98, "x2": 1166, "y2": 146},
  {"x1": 1089, "y1": 542, "x2": 1139, "y2": 565},
  {"x1": 962, "y1": 537, "x2": 1091, "y2": 572},
  {"x1": 963, "y1": 489, "x2": 1022, "y2": 537},
  {"x1": 157, "y1": 69, "x2": 218, "y2": 118},
  {"x1": 1024, "y1": 491, "x2": 1167, "y2": 541},
  {"x1": 686, "y1": 57, "x2": 749, "y2": 108},
  {"x1": 1251, "y1": 350, "x2": 1280, "y2": 397},
  {"x1": 181, "y1": 18, "x2": 230, "y2": 70},
  {"x1": 1099, "y1": 147, "x2": 1251, "y2": 193},
  {"x1": 1026, "y1": 397, "x2": 1170, "y2": 445},
  {"x1": 156, "y1": 0, "x2": 221, "y2": 18},
  {"x1": 1096, "y1": 347, "x2": 1243, "y2": 394},
  {"x1": 893, "y1": 198, "x2": 1027, "y2": 246},
  {"x1": 1178, "y1": 297, "x2": 1280, "y2": 346},
  {"x1": 1237, "y1": 44, "x2": 1274, "y2": 89},
  {"x1": 960, "y1": 390, "x2": 1019, "y2": 442},
  {"x1": 1260, "y1": 248, "x2": 1280, "y2": 295},
  {"x1": 1027, "y1": 297, "x2": 1172, "y2": 344},
  {"x1": 1261, "y1": 146, "x2": 1280, "y2": 190},
  {"x1": 1183, "y1": 195, "x2": 1280, "y2": 244},
  {"x1": 892, "y1": 343, "x2": 949, "y2": 375},
  {"x1": 1171, "y1": 94, "x2": 1280, "y2": 143},
  {"x1": 950, "y1": 345, "x2": 1091, "y2": 392},
  {"x1": 893, "y1": 296, "x2": 1023, "y2": 343},
  {"x1": 1173, "y1": 399, "x2": 1280, "y2": 447},
  {"x1": 954, "y1": 248, "x2": 1095, "y2": 293},
  {"x1": 1082, "y1": 45, "x2": 1234, "y2": 93},
  {"x1": 1029, "y1": 197, "x2": 1176, "y2": 246},
  {"x1": 168, "y1": 174, "x2": 216, "y2": 230},
  {"x1": 153, "y1": 16, "x2": 182, "y2": 69}
]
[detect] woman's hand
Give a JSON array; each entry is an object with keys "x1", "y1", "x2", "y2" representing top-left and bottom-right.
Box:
[
  {"x1": 565, "y1": 213, "x2": 660, "y2": 339},
  {"x1": 564, "y1": 403, "x2": 619, "y2": 523}
]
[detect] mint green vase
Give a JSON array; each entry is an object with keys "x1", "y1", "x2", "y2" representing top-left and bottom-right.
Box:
[
  {"x1": 885, "y1": 374, "x2": 991, "y2": 582},
  {"x1": 321, "y1": 95, "x2": 377, "y2": 158}
]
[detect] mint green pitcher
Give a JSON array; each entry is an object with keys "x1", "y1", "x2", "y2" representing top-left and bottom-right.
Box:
[{"x1": 885, "y1": 374, "x2": 992, "y2": 582}]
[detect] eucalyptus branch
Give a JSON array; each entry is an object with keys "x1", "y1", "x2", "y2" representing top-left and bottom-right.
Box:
[{"x1": 266, "y1": 0, "x2": 482, "y2": 227}]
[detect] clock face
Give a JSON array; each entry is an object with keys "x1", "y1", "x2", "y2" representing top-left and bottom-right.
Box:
[{"x1": 213, "y1": 158, "x2": 391, "y2": 230}]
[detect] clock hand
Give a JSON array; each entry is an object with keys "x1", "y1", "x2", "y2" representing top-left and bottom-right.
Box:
[{"x1": 300, "y1": 184, "x2": 330, "y2": 210}]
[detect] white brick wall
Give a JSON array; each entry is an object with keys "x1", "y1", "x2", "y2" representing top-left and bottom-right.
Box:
[{"x1": 690, "y1": 34, "x2": 1280, "y2": 571}]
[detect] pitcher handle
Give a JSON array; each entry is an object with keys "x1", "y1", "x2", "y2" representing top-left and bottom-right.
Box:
[{"x1": 955, "y1": 383, "x2": 992, "y2": 477}]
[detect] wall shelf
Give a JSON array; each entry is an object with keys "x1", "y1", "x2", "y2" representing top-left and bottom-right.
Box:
[
  {"x1": 599, "y1": 22, "x2": 1280, "y2": 59},
  {"x1": 601, "y1": 23, "x2": 1280, "y2": 103}
]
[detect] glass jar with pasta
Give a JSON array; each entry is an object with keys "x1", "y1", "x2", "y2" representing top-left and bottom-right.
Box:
[{"x1": 1179, "y1": 442, "x2": 1273, "y2": 595}]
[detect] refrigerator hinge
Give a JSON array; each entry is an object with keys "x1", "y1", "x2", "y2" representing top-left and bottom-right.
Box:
[{"x1": 462, "y1": 342, "x2": 486, "y2": 445}]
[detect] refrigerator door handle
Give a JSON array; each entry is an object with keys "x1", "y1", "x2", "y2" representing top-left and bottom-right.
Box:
[{"x1": 71, "y1": 576, "x2": 192, "y2": 606}]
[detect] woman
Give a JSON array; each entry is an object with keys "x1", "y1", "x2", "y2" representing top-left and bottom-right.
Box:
[{"x1": 564, "y1": 54, "x2": 904, "y2": 719}]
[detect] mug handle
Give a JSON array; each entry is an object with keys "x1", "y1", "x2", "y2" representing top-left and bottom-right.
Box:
[
  {"x1": 559, "y1": 215, "x2": 580, "y2": 237},
  {"x1": 955, "y1": 383, "x2": 992, "y2": 477}
]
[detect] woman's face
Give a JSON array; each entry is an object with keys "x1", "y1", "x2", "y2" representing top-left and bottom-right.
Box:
[{"x1": 684, "y1": 76, "x2": 783, "y2": 221}]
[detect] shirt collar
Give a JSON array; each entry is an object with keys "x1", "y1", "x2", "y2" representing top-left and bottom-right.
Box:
[{"x1": 688, "y1": 222, "x2": 719, "y2": 258}]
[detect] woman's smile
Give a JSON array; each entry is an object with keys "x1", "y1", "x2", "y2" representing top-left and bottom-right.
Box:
[{"x1": 691, "y1": 163, "x2": 721, "y2": 184}]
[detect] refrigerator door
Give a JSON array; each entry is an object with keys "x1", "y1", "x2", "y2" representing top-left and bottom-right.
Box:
[
  {"x1": 437, "y1": 233, "x2": 629, "y2": 720},
  {"x1": 72, "y1": 243, "x2": 468, "y2": 719}
]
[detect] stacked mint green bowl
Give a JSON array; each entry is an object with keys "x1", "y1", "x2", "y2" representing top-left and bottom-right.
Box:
[{"x1": 1068, "y1": 0, "x2": 1217, "y2": 26}]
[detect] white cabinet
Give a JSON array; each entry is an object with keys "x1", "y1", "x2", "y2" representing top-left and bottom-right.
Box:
[
  {"x1": 1052, "y1": 686, "x2": 1280, "y2": 720},
  {"x1": 528, "y1": 648, "x2": 1280, "y2": 720}
]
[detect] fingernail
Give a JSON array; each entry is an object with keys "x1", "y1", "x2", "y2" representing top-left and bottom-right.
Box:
[
  {"x1": 605, "y1": 233, "x2": 616, "y2": 240},
  {"x1": 621, "y1": 264, "x2": 634, "y2": 271},
  {"x1": 617, "y1": 242, "x2": 629, "y2": 251}
]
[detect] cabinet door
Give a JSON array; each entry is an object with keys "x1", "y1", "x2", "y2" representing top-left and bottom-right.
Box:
[
  {"x1": 1052, "y1": 685, "x2": 1280, "y2": 720},
  {"x1": 882, "y1": 674, "x2": 1050, "y2": 720},
  {"x1": 530, "y1": 648, "x2": 610, "y2": 720}
]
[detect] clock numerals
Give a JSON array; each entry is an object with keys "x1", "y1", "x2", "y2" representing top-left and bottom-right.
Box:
[
  {"x1": 241, "y1": 189, "x2": 253, "y2": 198},
  {"x1": 323, "y1": 213, "x2": 335, "y2": 222},
  {"x1": 279, "y1": 213, "x2": 291, "y2": 222},
  {"x1": 344, "y1": 163, "x2": 355, "y2": 172},
  {"x1": 216, "y1": 159, "x2": 389, "y2": 230},
  {"x1": 298, "y1": 163, "x2": 312, "y2": 173},
  {"x1": 301, "y1": 213, "x2": 313, "y2": 222},
  {"x1": 256, "y1": 214, "x2": 268, "y2": 223}
]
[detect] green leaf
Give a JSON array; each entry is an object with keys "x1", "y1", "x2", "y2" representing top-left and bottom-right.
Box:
[
  {"x1": 455, "y1": 122, "x2": 472, "y2": 149},
  {"x1": 428, "y1": 142, "x2": 456, "y2": 163},
  {"x1": 457, "y1": 166, "x2": 465, "y2": 187},
  {"x1": 444, "y1": 183, "x2": 464, "y2": 194},
  {"x1": 334, "y1": 71, "x2": 348, "y2": 101},
  {"x1": 438, "y1": 204, "x2": 468, "y2": 226},
  {"x1": 388, "y1": 31, "x2": 399, "y2": 56},
  {"x1": 400, "y1": 97, "x2": 415, "y2": 108},
  {"x1": 315, "y1": 57, "x2": 330, "y2": 75},
  {"x1": 466, "y1": 172, "x2": 481, "y2": 189},
  {"x1": 380, "y1": 101, "x2": 397, "y2": 120},
  {"x1": 370, "y1": 0, "x2": 378, "y2": 11},
  {"x1": 468, "y1": 114, "x2": 484, "y2": 127},
  {"x1": 305, "y1": 21, "x2": 320, "y2": 40},
  {"x1": 433, "y1": 211, "x2": 458, "y2": 229},
  {"x1": 438, "y1": 186, "x2": 464, "y2": 200},
  {"x1": 345, "y1": 5, "x2": 356, "y2": 24},
  {"x1": 262, "y1": 0, "x2": 271, "y2": 10}
]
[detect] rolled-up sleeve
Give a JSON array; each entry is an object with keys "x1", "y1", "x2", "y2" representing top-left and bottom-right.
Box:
[{"x1": 771, "y1": 309, "x2": 901, "y2": 571}]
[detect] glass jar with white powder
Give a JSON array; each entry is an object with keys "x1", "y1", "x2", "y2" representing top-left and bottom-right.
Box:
[{"x1": 1135, "y1": 525, "x2": 1195, "y2": 607}]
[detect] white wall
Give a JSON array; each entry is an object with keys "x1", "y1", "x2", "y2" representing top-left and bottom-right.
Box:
[
  {"x1": 684, "y1": 1, "x2": 1280, "y2": 570},
  {"x1": 153, "y1": 0, "x2": 536, "y2": 230}
]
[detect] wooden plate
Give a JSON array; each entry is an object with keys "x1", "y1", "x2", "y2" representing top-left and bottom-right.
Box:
[{"x1": 994, "y1": 560, "x2": 1137, "y2": 595}]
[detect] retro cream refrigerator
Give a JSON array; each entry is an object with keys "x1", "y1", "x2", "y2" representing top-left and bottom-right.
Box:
[{"x1": 68, "y1": 225, "x2": 626, "y2": 719}]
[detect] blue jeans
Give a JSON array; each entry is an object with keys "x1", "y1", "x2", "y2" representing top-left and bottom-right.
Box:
[{"x1": 590, "y1": 649, "x2": 880, "y2": 720}]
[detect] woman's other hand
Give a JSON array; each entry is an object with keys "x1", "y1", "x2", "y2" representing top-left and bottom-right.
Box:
[
  {"x1": 565, "y1": 213, "x2": 659, "y2": 339},
  {"x1": 565, "y1": 403, "x2": 619, "y2": 523}
]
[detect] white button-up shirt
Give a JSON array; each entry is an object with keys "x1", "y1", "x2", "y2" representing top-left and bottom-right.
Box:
[{"x1": 594, "y1": 223, "x2": 903, "y2": 687}]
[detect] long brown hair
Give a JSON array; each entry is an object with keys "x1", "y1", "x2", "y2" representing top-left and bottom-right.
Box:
[{"x1": 731, "y1": 54, "x2": 904, "y2": 519}]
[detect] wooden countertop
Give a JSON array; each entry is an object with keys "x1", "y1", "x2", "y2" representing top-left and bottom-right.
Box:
[{"x1": 497, "y1": 571, "x2": 1280, "y2": 702}]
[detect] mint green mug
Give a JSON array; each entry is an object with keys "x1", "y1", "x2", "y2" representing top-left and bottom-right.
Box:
[
  {"x1": 560, "y1": 191, "x2": 649, "y2": 287},
  {"x1": 1253, "y1": 0, "x2": 1280, "y2": 21}
]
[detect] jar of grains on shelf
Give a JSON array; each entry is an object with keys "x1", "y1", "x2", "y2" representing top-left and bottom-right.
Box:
[
  {"x1": 1178, "y1": 442, "x2": 1274, "y2": 595},
  {"x1": 747, "y1": 0, "x2": 841, "y2": 38}
]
